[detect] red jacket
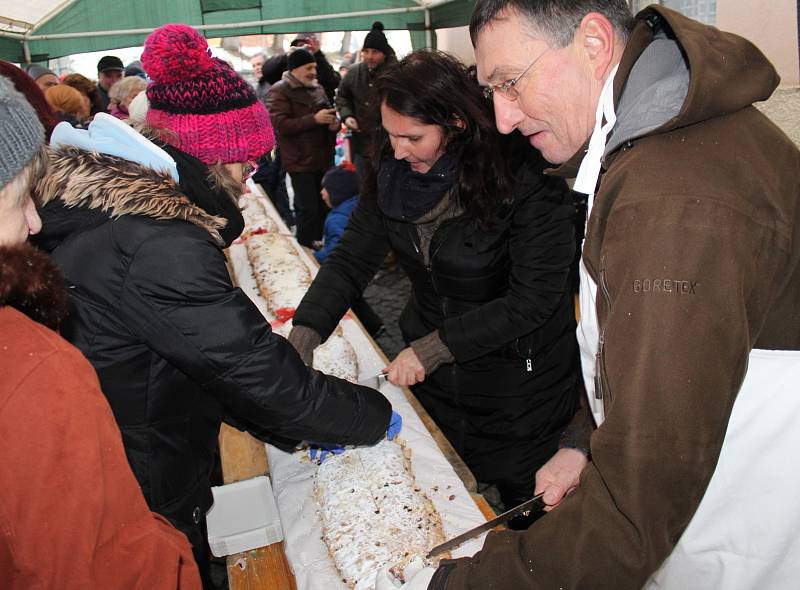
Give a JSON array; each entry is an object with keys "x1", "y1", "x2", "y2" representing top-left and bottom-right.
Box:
[{"x1": 0, "y1": 305, "x2": 201, "y2": 589}]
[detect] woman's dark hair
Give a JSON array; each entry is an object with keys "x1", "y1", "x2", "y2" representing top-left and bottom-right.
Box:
[{"x1": 371, "y1": 50, "x2": 513, "y2": 222}]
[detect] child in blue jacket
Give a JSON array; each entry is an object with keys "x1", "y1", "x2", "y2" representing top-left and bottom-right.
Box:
[
  {"x1": 314, "y1": 162, "x2": 360, "y2": 264},
  {"x1": 314, "y1": 163, "x2": 384, "y2": 337}
]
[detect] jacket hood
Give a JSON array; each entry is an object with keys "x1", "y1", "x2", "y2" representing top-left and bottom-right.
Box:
[
  {"x1": 34, "y1": 146, "x2": 231, "y2": 251},
  {"x1": 557, "y1": 5, "x2": 780, "y2": 174},
  {"x1": 612, "y1": 6, "x2": 779, "y2": 148}
]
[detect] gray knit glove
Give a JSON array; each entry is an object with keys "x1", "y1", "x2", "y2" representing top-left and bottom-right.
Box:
[{"x1": 287, "y1": 325, "x2": 322, "y2": 366}]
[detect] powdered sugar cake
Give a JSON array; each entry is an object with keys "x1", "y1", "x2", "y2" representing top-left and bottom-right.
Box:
[
  {"x1": 246, "y1": 232, "x2": 311, "y2": 311},
  {"x1": 272, "y1": 321, "x2": 359, "y2": 383},
  {"x1": 314, "y1": 440, "x2": 448, "y2": 590},
  {"x1": 313, "y1": 331, "x2": 359, "y2": 382},
  {"x1": 239, "y1": 194, "x2": 448, "y2": 588},
  {"x1": 240, "y1": 193, "x2": 279, "y2": 235}
]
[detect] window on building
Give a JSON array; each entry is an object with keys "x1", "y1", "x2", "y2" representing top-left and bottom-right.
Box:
[{"x1": 631, "y1": 0, "x2": 716, "y2": 25}]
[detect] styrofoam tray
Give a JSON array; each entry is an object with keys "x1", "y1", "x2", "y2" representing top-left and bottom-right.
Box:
[{"x1": 206, "y1": 476, "x2": 283, "y2": 557}]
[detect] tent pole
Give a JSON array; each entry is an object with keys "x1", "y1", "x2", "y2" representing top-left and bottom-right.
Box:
[
  {"x1": 22, "y1": 38, "x2": 31, "y2": 63},
  {"x1": 425, "y1": 9, "x2": 432, "y2": 48}
]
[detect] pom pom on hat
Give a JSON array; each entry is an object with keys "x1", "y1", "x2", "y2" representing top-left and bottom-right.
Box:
[
  {"x1": 362, "y1": 21, "x2": 393, "y2": 56},
  {"x1": 141, "y1": 24, "x2": 214, "y2": 84},
  {"x1": 142, "y1": 23, "x2": 274, "y2": 165}
]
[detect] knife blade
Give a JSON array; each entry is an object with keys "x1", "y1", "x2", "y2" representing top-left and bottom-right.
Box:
[
  {"x1": 426, "y1": 492, "x2": 546, "y2": 558},
  {"x1": 357, "y1": 372, "x2": 388, "y2": 389}
]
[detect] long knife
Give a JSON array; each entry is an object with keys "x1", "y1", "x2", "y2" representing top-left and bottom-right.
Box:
[
  {"x1": 426, "y1": 492, "x2": 546, "y2": 558},
  {"x1": 357, "y1": 372, "x2": 388, "y2": 389}
]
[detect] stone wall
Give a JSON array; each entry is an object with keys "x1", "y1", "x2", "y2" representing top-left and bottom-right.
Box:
[{"x1": 756, "y1": 86, "x2": 800, "y2": 147}]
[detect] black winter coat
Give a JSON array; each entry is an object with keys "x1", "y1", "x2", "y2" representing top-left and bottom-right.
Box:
[
  {"x1": 334, "y1": 59, "x2": 395, "y2": 158},
  {"x1": 293, "y1": 154, "x2": 580, "y2": 490},
  {"x1": 33, "y1": 146, "x2": 391, "y2": 550}
]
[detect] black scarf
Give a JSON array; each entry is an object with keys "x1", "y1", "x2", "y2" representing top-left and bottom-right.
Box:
[
  {"x1": 159, "y1": 143, "x2": 245, "y2": 247},
  {"x1": 376, "y1": 151, "x2": 459, "y2": 222}
]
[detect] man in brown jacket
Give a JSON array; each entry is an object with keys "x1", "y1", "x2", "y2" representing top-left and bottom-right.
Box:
[
  {"x1": 379, "y1": 2, "x2": 800, "y2": 589},
  {"x1": 267, "y1": 48, "x2": 339, "y2": 247}
]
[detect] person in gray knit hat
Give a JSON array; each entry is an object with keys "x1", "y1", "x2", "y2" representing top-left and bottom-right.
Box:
[
  {"x1": 0, "y1": 75, "x2": 46, "y2": 243},
  {"x1": 23, "y1": 63, "x2": 59, "y2": 94},
  {"x1": 0, "y1": 73, "x2": 203, "y2": 588}
]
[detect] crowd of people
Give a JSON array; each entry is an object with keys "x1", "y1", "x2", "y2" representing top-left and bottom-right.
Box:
[
  {"x1": 14, "y1": 54, "x2": 149, "y2": 129},
  {"x1": 1, "y1": 1, "x2": 799, "y2": 590}
]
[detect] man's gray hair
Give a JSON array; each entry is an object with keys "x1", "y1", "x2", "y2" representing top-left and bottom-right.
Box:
[{"x1": 470, "y1": 0, "x2": 635, "y2": 47}]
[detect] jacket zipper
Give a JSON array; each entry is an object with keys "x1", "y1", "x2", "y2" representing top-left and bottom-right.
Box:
[
  {"x1": 595, "y1": 264, "x2": 613, "y2": 404},
  {"x1": 513, "y1": 337, "x2": 534, "y2": 373}
]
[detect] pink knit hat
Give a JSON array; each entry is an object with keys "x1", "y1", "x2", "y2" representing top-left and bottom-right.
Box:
[{"x1": 142, "y1": 23, "x2": 274, "y2": 165}]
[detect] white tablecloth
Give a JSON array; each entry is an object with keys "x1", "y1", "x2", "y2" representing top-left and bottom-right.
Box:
[{"x1": 223, "y1": 183, "x2": 489, "y2": 590}]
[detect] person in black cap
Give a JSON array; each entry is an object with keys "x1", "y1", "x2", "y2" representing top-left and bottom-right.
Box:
[
  {"x1": 335, "y1": 22, "x2": 396, "y2": 175},
  {"x1": 96, "y1": 55, "x2": 124, "y2": 112},
  {"x1": 267, "y1": 48, "x2": 340, "y2": 248},
  {"x1": 23, "y1": 64, "x2": 59, "y2": 93},
  {"x1": 260, "y1": 33, "x2": 340, "y2": 102}
]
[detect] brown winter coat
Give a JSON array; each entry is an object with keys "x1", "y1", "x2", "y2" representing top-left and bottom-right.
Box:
[
  {"x1": 266, "y1": 72, "x2": 336, "y2": 172},
  {"x1": 439, "y1": 6, "x2": 800, "y2": 589}
]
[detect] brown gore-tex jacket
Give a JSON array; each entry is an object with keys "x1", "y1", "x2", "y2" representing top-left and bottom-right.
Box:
[
  {"x1": 438, "y1": 6, "x2": 800, "y2": 590},
  {"x1": 266, "y1": 71, "x2": 335, "y2": 173}
]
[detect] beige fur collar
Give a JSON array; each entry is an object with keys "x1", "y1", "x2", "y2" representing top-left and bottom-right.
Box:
[{"x1": 36, "y1": 146, "x2": 228, "y2": 245}]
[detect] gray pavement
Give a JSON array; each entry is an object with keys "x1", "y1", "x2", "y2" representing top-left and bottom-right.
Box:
[{"x1": 362, "y1": 263, "x2": 412, "y2": 360}]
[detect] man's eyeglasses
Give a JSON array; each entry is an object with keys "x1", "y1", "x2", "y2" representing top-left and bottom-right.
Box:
[{"x1": 482, "y1": 48, "x2": 550, "y2": 101}]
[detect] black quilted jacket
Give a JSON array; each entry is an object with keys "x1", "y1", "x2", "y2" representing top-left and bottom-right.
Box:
[{"x1": 33, "y1": 145, "x2": 391, "y2": 549}]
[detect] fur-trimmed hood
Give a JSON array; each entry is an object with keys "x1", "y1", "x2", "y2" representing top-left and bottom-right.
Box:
[{"x1": 35, "y1": 145, "x2": 242, "y2": 249}]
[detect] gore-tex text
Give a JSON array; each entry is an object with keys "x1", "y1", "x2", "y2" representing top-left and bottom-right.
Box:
[{"x1": 632, "y1": 279, "x2": 697, "y2": 294}]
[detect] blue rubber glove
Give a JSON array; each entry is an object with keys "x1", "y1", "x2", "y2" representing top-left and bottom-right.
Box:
[
  {"x1": 308, "y1": 443, "x2": 345, "y2": 463},
  {"x1": 387, "y1": 411, "x2": 403, "y2": 441}
]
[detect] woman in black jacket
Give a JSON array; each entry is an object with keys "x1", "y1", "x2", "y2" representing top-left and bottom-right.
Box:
[
  {"x1": 32, "y1": 25, "x2": 393, "y2": 588},
  {"x1": 289, "y1": 50, "x2": 581, "y2": 526}
]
